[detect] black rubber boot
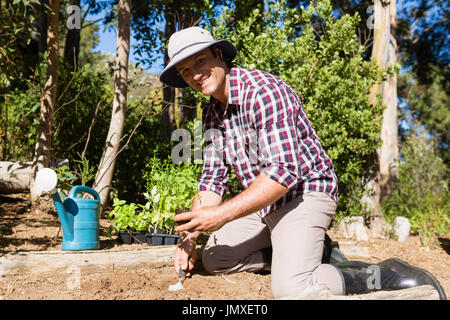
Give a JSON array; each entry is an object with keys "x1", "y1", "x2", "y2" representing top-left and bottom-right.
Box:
[
  {"x1": 333, "y1": 259, "x2": 447, "y2": 300},
  {"x1": 322, "y1": 233, "x2": 349, "y2": 264},
  {"x1": 377, "y1": 257, "x2": 447, "y2": 300}
]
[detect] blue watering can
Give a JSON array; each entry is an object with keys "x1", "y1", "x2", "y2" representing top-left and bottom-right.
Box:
[{"x1": 35, "y1": 168, "x2": 101, "y2": 251}]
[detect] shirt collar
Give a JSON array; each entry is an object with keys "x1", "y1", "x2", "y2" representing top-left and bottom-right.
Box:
[{"x1": 227, "y1": 67, "x2": 240, "y2": 106}]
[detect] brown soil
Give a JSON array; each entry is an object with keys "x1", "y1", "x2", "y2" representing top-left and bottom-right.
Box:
[{"x1": 0, "y1": 193, "x2": 449, "y2": 300}]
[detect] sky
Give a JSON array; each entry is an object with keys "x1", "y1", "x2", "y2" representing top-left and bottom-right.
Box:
[{"x1": 86, "y1": 11, "x2": 164, "y2": 75}]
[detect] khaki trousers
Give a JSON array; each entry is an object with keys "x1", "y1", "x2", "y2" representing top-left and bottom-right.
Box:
[{"x1": 202, "y1": 191, "x2": 344, "y2": 298}]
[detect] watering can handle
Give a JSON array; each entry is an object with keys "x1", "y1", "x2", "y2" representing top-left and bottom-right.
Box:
[{"x1": 68, "y1": 185, "x2": 100, "y2": 200}]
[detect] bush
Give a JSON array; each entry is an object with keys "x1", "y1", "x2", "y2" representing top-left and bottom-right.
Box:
[
  {"x1": 382, "y1": 134, "x2": 450, "y2": 246},
  {"x1": 53, "y1": 60, "x2": 113, "y2": 172},
  {"x1": 1, "y1": 59, "x2": 47, "y2": 160},
  {"x1": 1, "y1": 86, "x2": 40, "y2": 160},
  {"x1": 1, "y1": 58, "x2": 113, "y2": 168}
]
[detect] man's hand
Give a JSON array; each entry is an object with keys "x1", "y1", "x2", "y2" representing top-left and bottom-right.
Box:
[
  {"x1": 173, "y1": 190, "x2": 222, "y2": 276},
  {"x1": 174, "y1": 231, "x2": 200, "y2": 276},
  {"x1": 174, "y1": 206, "x2": 229, "y2": 233}
]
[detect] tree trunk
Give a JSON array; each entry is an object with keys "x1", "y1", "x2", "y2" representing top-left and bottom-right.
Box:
[
  {"x1": 1, "y1": 95, "x2": 7, "y2": 160},
  {"x1": 38, "y1": 0, "x2": 49, "y2": 57},
  {"x1": 29, "y1": 0, "x2": 49, "y2": 64},
  {"x1": 161, "y1": 84, "x2": 175, "y2": 141},
  {"x1": 30, "y1": 0, "x2": 60, "y2": 214},
  {"x1": 0, "y1": 159, "x2": 68, "y2": 194},
  {"x1": 63, "y1": 0, "x2": 81, "y2": 71},
  {"x1": 93, "y1": 0, "x2": 130, "y2": 213},
  {"x1": 161, "y1": 10, "x2": 176, "y2": 142},
  {"x1": 366, "y1": 0, "x2": 398, "y2": 238},
  {"x1": 178, "y1": 90, "x2": 197, "y2": 126},
  {"x1": 379, "y1": 1, "x2": 399, "y2": 199}
]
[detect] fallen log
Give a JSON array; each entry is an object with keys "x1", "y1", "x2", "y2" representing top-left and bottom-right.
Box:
[
  {"x1": 0, "y1": 159, "x2": 68, "y2": 194},
  {"x1": 281, "y1": 284, "x2": 440, "y2": 300},
  {"x1": 0, "y1": 246, "x2": 178, "y2": 275},
  {"x1": 0, "y1": 245, "x2": 204, "y2": 275}
]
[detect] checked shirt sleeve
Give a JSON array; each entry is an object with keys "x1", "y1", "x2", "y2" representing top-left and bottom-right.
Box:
[
  {"x1": 254, "y1": 88, "x2": 301, "y2": 191},
  {"x1": 197, "y1": 106, "x2": 230, "y2": 198}
]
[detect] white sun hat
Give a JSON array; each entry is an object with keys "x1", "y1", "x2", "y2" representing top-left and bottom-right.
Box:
[{"x1": 159, "y1": 27, "x2": 237, "y2": 88}]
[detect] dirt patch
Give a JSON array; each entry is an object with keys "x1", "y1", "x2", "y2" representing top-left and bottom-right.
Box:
[{"x1": 0, "y1": 193, "x2": 448, "y2": 300}]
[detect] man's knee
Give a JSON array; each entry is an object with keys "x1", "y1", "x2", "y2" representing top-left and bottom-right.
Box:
[
  {"x1": 271, "y1": 274, "x2": 311, "y2": 299},
  {"x1": 271, "y1": 264, "x2": 344, "y2": 299},
  {"x1": 202, "y1": 246, "x2": 219, "y2": 274},
  {"x1": 202, "y1": 245, "x2": 237, "y2": 274}
]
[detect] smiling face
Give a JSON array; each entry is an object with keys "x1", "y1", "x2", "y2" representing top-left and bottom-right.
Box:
[{"x1": 175, "y1": 46, "x2": 230, "y2": 104}]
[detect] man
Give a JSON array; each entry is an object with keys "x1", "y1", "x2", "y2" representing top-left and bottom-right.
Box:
[{"x1": 159, "y1": 27, "x2": 446, "y2": 300}]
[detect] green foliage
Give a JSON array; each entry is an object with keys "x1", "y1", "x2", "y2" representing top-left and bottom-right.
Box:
[
  {"x1": 0, "y1": 0, "x2": 38, "y2": 91},
  {"x1": 206, "y1": 0, "x2": 386, "y2": 215},
  {"x1": 183, "y1": 119, "x2": 204, "y2": 165},
  {"x1": 1, "y1": 57, "x2": 113, "y2": 164},
  {"x1": 398, "y1": 66, "x2": 450, "y2": 167},
  {"x1": 72, "y1": 152, "x2": 97, "y2": 186},
  {"x1": 1, "y1": 48, "x2": 167, "y2": 206},
  {"x1": 107, "y1": 155, "x2": 203, "y2": 234},
  {"x1": 52, "y1": 152, "x2": 97, "y2": 191},
  {"x1": 106, "y1": 198, "x2": 151, "y2": 232},
  {"x1": 1, "y1": 85, "x2": 41, "y2": 160},
  {"x1": 382, "y1": 134, "x2": 450, "y2": 246},
  {"x1": 1, "y1": 56, "x2": 50, "y2": 159},
  {"x1": 395, "y1": 0, "x2": 449, "y2": 85},
  {"x1": 143, "y1": 156, "x2": 203, "y2": 233},
  {"x1": 52, "y1": 165, "x2": 77, "y2": 191},
  {"x1": 53, "y1": 60, "x2": 113, "y2": 166}
]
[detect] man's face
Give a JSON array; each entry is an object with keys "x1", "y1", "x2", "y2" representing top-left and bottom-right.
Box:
[{"x1": 175, "y1": 47, "x2": 228, "y2": 97}]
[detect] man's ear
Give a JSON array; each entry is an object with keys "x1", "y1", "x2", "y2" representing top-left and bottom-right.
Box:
[{"x1": 216, "y1": 48, "x2": 224, "y2": 62}]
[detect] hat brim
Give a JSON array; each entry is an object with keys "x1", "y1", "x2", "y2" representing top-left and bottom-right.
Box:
[{"x1": 160, "y1": 40, "x2": 237, "y2": 88}]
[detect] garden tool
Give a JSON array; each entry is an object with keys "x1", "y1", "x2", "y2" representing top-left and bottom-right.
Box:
[
  {"x1": 168, "y1": 269, "x2": 187, "y2": 291},
  {"x1": 35, "y1": 168, "x2": 101, "y2": 251}
]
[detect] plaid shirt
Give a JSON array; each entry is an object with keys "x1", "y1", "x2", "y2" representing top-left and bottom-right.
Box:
[{"x1": 198, "y1": 67, "x2": 338, "y2": 218}]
